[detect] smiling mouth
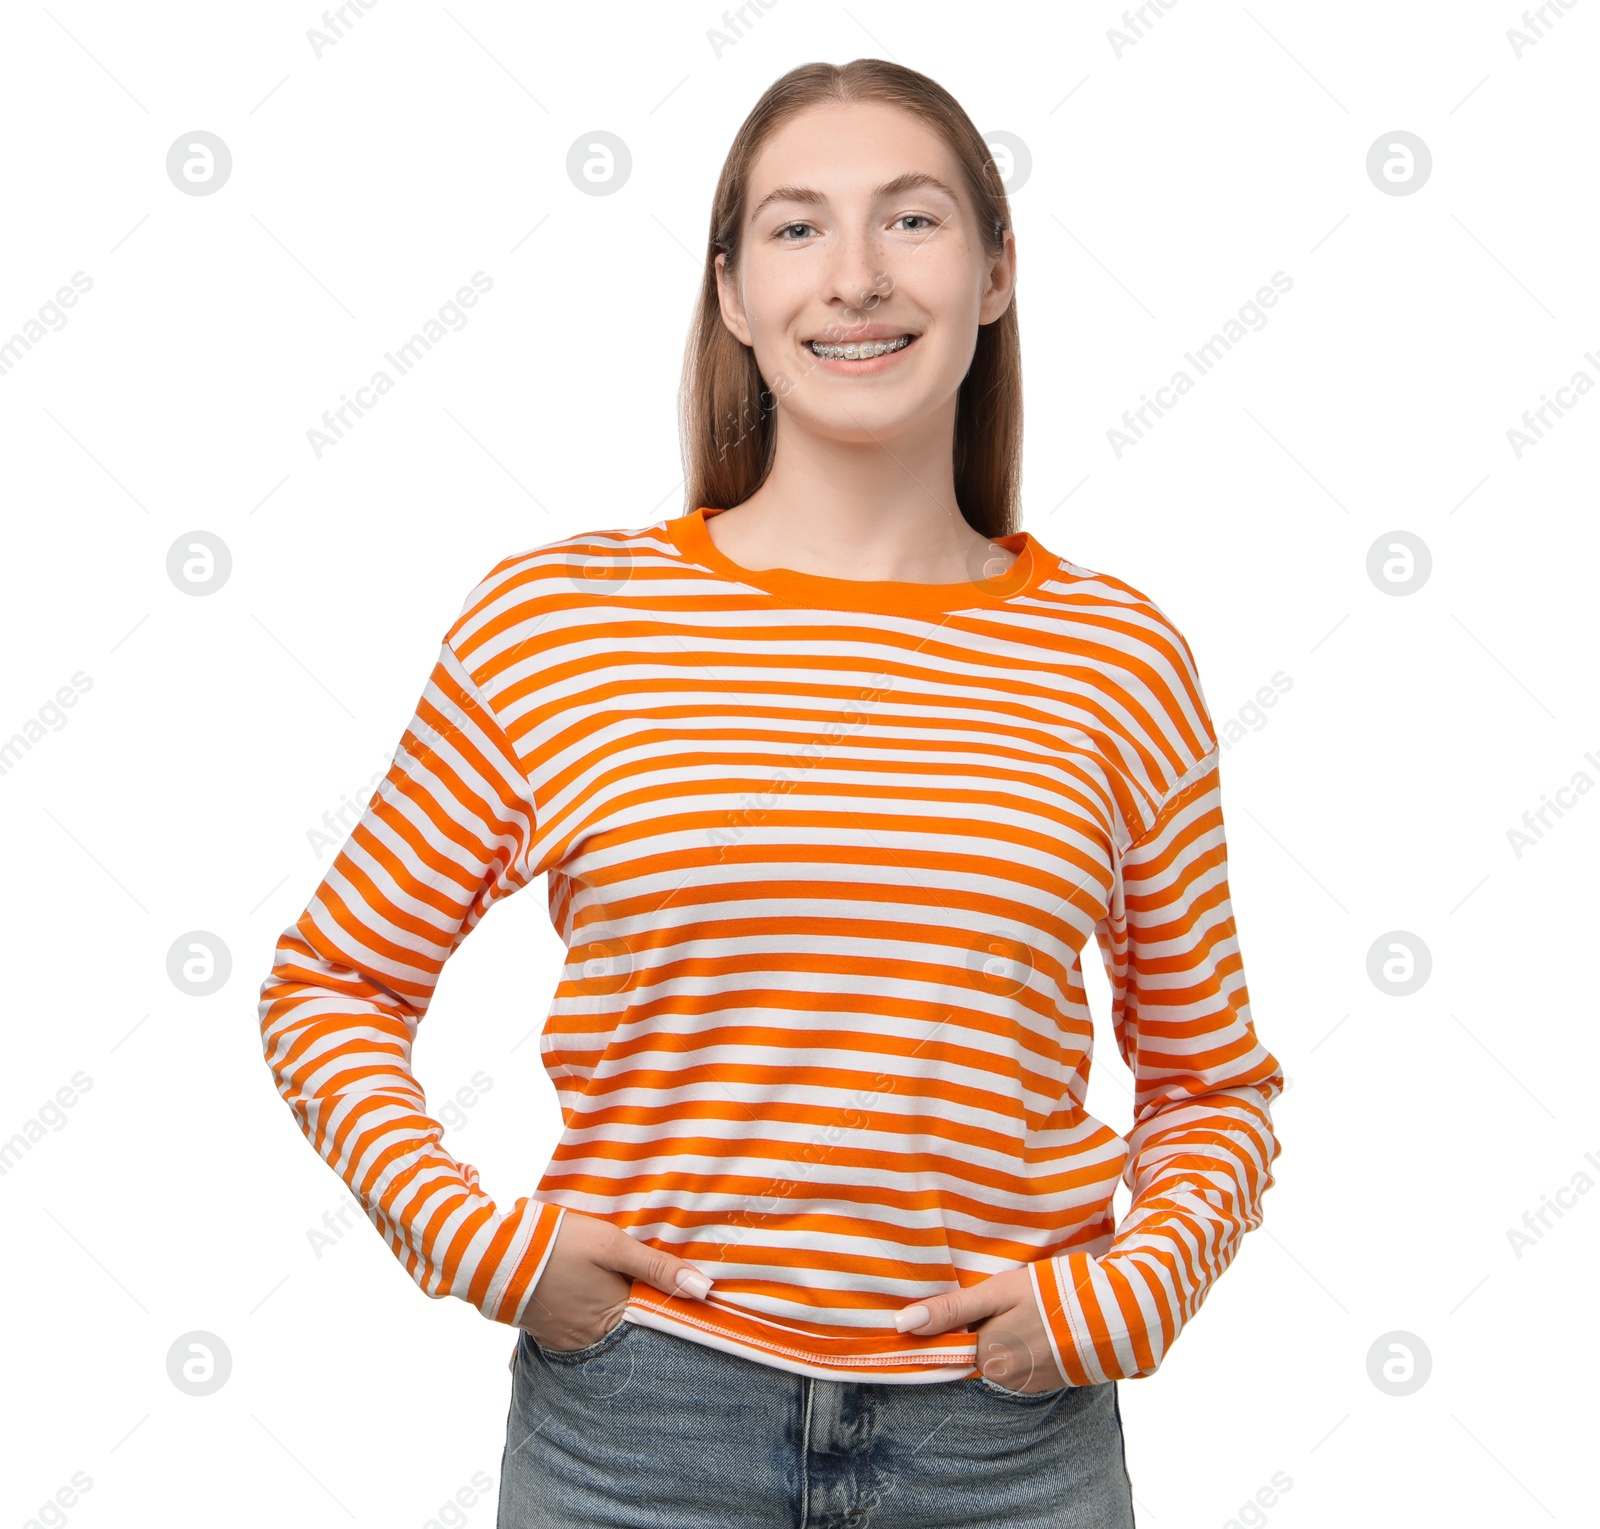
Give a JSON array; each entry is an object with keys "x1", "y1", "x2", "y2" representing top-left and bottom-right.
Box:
[{"x1": 807, "y1": 334, "x2": 916, "y2": 360}]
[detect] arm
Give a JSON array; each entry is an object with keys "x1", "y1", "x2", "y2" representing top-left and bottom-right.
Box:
[
  {"x1": 1030, "y1": 746, "x2": 1284, "y2": 1384},
  {"x1": 257, "y1": 638, "x2": 565, "y2": 1327}
]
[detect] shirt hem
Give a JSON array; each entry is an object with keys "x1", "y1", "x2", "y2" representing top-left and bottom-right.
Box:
[{"x1": 624, "y1": 1292, "x2": 982, "y2": 1384}]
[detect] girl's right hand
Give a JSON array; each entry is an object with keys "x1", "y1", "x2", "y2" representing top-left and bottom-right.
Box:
[{"x1": 517, "y1": 1208, "x2": 714, "y2": 1351}]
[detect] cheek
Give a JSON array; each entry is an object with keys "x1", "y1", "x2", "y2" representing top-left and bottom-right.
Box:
[
  {"x1": 911, "y1": 254, "x2": 986, "y2": 327},
  {"x1": 738, "y1": 255, "x2": 808, "y2": 340}
]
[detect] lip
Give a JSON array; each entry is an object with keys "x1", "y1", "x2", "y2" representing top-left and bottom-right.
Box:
[
  {"x1": 802, "y1": 323, "x2": 920, "y2": 344},
  {"x1": 800, "y1": 328, "x2": 921, "y2": 377}
]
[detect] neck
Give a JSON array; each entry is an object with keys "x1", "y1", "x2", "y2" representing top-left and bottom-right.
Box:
[{"x1": 706, "y1": 398, "x2": 1007, "y2": 583}]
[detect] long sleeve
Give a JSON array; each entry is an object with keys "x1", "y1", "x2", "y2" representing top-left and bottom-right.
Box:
[
  {"x1": 1030, "y1": 745, "x2": 1284, "y2": 1384},
  {"x1": 257, "y1": 637, "x2": 565, "y2": 1327}
]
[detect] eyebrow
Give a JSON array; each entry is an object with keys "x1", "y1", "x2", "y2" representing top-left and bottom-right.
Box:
[{"x1": 748, "y1": 171, "x2": 960, "y2": 223}]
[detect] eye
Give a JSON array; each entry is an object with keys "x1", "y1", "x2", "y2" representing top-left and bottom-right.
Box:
[
  {"x1": 775, "y1": 221, "x2": 816, "y2": 241},
  {"x1": 894, "y1": 213, "x2": 936, "y2": 233}
]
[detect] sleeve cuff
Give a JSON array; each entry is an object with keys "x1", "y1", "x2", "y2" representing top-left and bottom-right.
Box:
[
  {"x1": 1030, "y1": 1251, "x2": 1158, "y2": 1386},
  {"x1": 483, "y1": 1200, "x2": 566, "y2": 1328}
]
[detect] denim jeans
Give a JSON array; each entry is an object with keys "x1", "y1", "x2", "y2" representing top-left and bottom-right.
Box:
[{"x1": 497, "y1": 1317, "x2": 1137, "y2": 1528}]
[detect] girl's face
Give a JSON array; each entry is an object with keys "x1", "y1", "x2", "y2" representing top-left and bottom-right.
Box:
[{"x1": 716, "y1": 100, "x2": 1015, "y2": 448}]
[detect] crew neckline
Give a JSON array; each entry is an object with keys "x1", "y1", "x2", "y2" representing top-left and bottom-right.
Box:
[{"x1": 665, "y1": 506, "x2": 1057, "y2": 616}]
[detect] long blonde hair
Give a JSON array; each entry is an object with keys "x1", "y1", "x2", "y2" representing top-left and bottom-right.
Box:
[{"x1": 679, "y1": 59, "x2": 1022, "y2": 540}]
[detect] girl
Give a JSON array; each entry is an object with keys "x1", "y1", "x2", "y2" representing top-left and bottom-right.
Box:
[{"x1": 260, "y1": 57, "x2": 1283, "y2": 1529}]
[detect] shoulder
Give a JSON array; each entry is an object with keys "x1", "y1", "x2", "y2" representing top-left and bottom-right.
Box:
[
  {"x1": 1027, "y1": 550, "x2": 1219, "y2": 832},
  {"x1": 442, "y1": 519, "x2": 680, "y2": 678},
  {"x1": 1029, "y1": 553, "x2": 1211, "y2": 724}
]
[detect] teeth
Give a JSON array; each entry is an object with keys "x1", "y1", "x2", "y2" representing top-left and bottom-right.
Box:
[{"x1": 808, "y1": 334, "x2": 913, "y2": 360}]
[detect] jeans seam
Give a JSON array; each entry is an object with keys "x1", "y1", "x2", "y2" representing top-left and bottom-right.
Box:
[
  {"x1": 859, "y1": 1387, "x2": 877, "y2": 1522},
  {"x1": 1113, "y1": 1382, "x2": 1137, "y2": 1525},
  {"x1": 978, "y1": 1373, "x2": 1069, "y2": 1402},
  {"x1": 798, "y1": 1378, "x2": 814, "y2": 1529}
]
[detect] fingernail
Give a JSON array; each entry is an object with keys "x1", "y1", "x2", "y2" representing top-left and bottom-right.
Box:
[
  {"x1": 675, "y1": 1269, "x2": 712, "y2": 1300},
  {"x1": 894, "y1": 1304, "x2": 931, "y2": 1333}
]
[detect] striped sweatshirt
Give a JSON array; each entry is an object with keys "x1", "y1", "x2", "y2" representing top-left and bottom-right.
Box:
[{"x1": 258, "y1": 505, "x2": 1283, "y2": 1386}]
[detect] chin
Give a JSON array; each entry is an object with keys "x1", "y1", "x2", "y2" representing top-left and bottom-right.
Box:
[{"x1": 804, "y1": 403, "x2": 927, "y2": 444}]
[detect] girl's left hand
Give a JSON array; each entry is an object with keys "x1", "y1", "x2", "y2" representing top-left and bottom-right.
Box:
[{"x1": 894, "y1": 1266, "x2": 1067, "y2": 1394}]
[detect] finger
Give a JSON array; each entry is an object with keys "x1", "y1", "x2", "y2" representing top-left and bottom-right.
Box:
[
  {"x1": 598, "y1": 1228, "x2": 716, "y2": 1302},
  {"x1": 973, "y1": 1319, "x2": 1055, "y2": 1386},
  {"x1": 893, "y1": 1281, "x2": 1011, "y2": 1336}
]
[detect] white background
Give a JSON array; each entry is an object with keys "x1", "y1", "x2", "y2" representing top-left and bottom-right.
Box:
[{"x1": 2, "y1": 2, "x2": 1595, "y2": 1525}]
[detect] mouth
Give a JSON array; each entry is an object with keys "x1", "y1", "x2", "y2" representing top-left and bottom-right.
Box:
[{"x1": 805, "y1": 333, "x2": 918, "y2": 361}]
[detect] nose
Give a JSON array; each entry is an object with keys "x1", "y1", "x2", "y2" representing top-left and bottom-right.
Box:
[{"x1": 819, "y1": 223, "x2": 893, "y2": 333}]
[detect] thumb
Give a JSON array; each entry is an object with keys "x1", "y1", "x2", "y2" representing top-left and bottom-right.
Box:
[
  {"x1": 894, "y1": 1281, "x2": 1006, "y2": 1336},
  {"x1": 602, "y1": 1229, "x2": 716, "y2": 1303}
]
